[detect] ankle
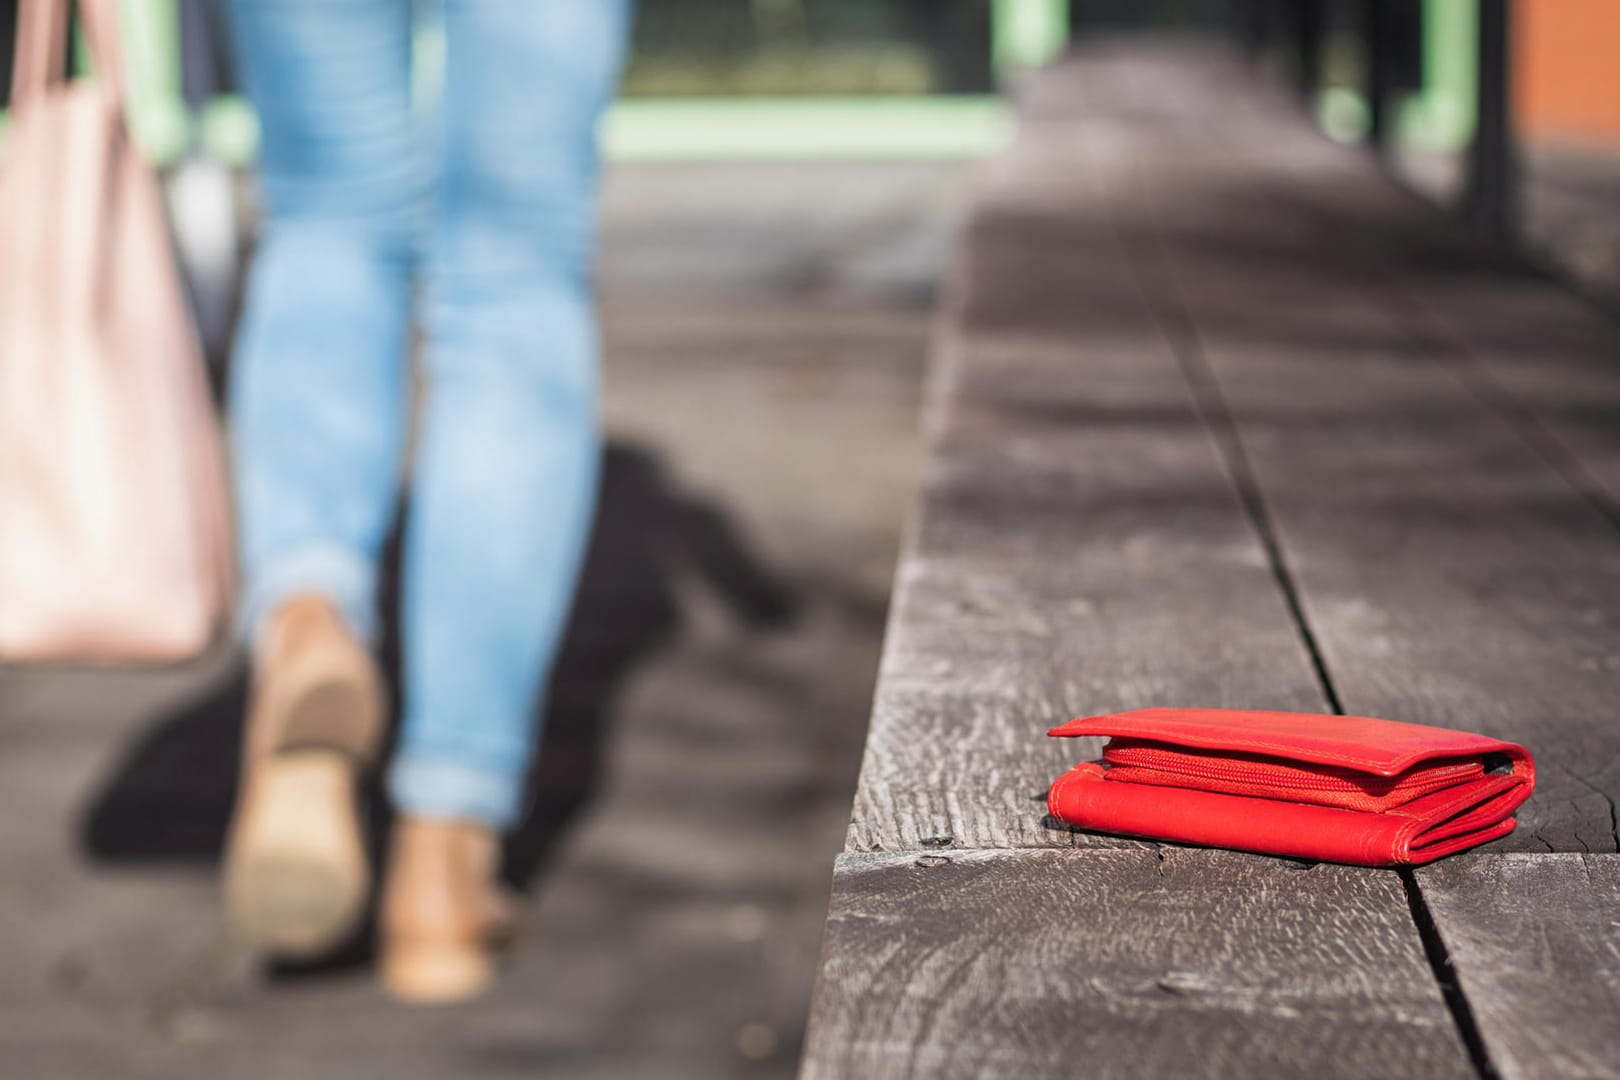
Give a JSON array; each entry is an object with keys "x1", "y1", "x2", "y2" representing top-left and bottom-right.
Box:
[
  {"x1": 387, "y1": 818, "x2": 502, "y2": 891},
  {"x1": 259, "y1": 593, "x2": 360, "y2": 663}
]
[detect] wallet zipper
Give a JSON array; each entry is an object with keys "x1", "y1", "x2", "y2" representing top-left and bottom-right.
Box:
[{"x1": 1102, "y1": 739, "x2": 1484, "y2": 809}]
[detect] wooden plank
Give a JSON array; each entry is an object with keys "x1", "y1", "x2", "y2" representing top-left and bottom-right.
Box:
[
  {"x1": 1198, "y1": 104, "x2": 1620, "y2": 853},
  {"x1": 803, "y1": 848, "x2": 1473, "y2": 1080},
  {"x1": 817, "y1": 52, "x2": 1478, "y2": 1079},
  {"x1": 1408, "y1": 278, "x2": 1620, "y2": 511},
  {"x1": 1179, "y1": 83, "x2": 1620, "y2": 517},
  {"x1": 1073, "y1": 65, "x2": 1620, "y2": 854},
  {"x1": 1416, "y1": 854, "x2": 1620, "y2": 1080},
  {"x1": 1146, "y1": 53, "x2": 1620, "y2": 502},
  {"x1": 815, "y1": 46, "x2": 1620, "y2": 1080},
  {"x1": 1294, "y1": 164, "x2": 1620, "y2": 516},
  {"x1": 843, "y1": 133, "x2": 1331, "y2": 851},
  {"x1": 1062, "y1": 49, "x2": 1620, "y2": 1079}
]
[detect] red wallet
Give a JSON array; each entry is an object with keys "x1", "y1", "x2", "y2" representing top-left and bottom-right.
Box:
[{"x1": 1047, "y1": 708, "x2": 1535, "y2": 866}]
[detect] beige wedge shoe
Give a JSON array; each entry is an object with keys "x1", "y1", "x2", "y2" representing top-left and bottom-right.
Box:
[
  {"x1": 380, "y1": 818, "x2": 517, "y2": 1005},
  {"x1": 222, "y1": 595, "x2": 386, "y2": 958}
]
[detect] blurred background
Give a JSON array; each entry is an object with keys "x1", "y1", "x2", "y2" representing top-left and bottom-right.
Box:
[{"x1": 0, "y1": 1, "x2": 1617, "y2": 1077}]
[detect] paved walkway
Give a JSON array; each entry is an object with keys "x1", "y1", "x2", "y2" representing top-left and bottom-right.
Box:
[{"x1": 0, "y1": 161, "x2": 967, "y2": 1079}]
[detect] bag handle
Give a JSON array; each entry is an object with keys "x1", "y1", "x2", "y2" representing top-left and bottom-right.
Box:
[{"x1": 9, "y1": 0, "x2": 128, "y2": 113}]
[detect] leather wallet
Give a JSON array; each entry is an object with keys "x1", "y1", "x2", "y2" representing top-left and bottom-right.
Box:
[{"x1": 1047, "y1": 708, "x2": 1535, "y2": 866}]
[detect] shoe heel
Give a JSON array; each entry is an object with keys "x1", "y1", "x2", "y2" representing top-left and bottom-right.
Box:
[
  {"x1": 272, "y1": 660, "x2": 385, "y2": 762},
  {"x1": 224, "y1": 750, "x2": 369, "y2": 958},
  {"x1": 381, "y1": 941, "x2": 495, "y2": 1005}
]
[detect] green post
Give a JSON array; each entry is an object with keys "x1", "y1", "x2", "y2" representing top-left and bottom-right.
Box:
[
  {"x1": 992, "y1": 0, "x2": 1070, "y2": 79},
  {"x1": 118, "y1": 0, "x2": 190, "y2": 162},
  {"x1": 1398, "y1": 0, "x2": 1477, "y2": 152}
]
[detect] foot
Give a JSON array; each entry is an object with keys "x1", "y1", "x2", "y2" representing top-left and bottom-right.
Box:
[
  {"x1": 380, "y1": 818, "x2": 517, "y2": 1005},
  {"x1": 223, "y1": 595, "x2": 385, "y2": 958}
]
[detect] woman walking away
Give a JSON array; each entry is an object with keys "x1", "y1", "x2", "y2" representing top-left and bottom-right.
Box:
[{"x1": 218, "y1": 0, "x2": 633, "y2": 1004}]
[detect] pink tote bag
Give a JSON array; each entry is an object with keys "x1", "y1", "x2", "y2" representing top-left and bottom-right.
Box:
[{"x1": 0, "y1": 0, "x2": 234, "y2": 662}]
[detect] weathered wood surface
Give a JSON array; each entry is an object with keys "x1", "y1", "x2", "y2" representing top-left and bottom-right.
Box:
[
  {"x1": 804, "y1": 849, "x2": 1471, "y2": 1080},
  {"x1": 1208, "y1": 106, "x2": 1620, "y2": 516},
  {"x1": 850, "y1": 44, "x2": 1620, "y2": 858},
  {"x1": 845, "y1": 92, "x2": 1331, "y2": 855},
  {"x1": 809, "y1": 42, "x2": 1620, "y2": 1080},
  {"x1": 1095, "y1": 59, "x2": 1620, "y2": 853},
  {"x1": 1404, "y1": 281, "x2": 1620, "y2": 514},
  {"x1": 1416, "y1": 855, "x2": 1620, "y2": 1080}
]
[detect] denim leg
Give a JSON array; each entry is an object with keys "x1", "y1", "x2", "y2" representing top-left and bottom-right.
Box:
[
  {"x1": 224, "y1": 0, "x2": 418, "y2": 647},
  {"x1": 387, "y1": 0, "x2": 633, "y2": 828}
]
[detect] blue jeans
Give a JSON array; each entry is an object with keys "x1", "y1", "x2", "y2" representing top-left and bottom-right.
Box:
[{"x1": 225, "y1": 0, "x2": 632, "y2": 828}]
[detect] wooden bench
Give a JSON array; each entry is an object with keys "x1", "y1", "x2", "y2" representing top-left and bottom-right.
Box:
[{"x1": 801, "y1": 44, "x2": 1620, "y2": 1080}]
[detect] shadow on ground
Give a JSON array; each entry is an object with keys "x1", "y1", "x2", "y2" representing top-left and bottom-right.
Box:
[{"x1": 76, "y1": 440, "x2": 798, "y2": 974}]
